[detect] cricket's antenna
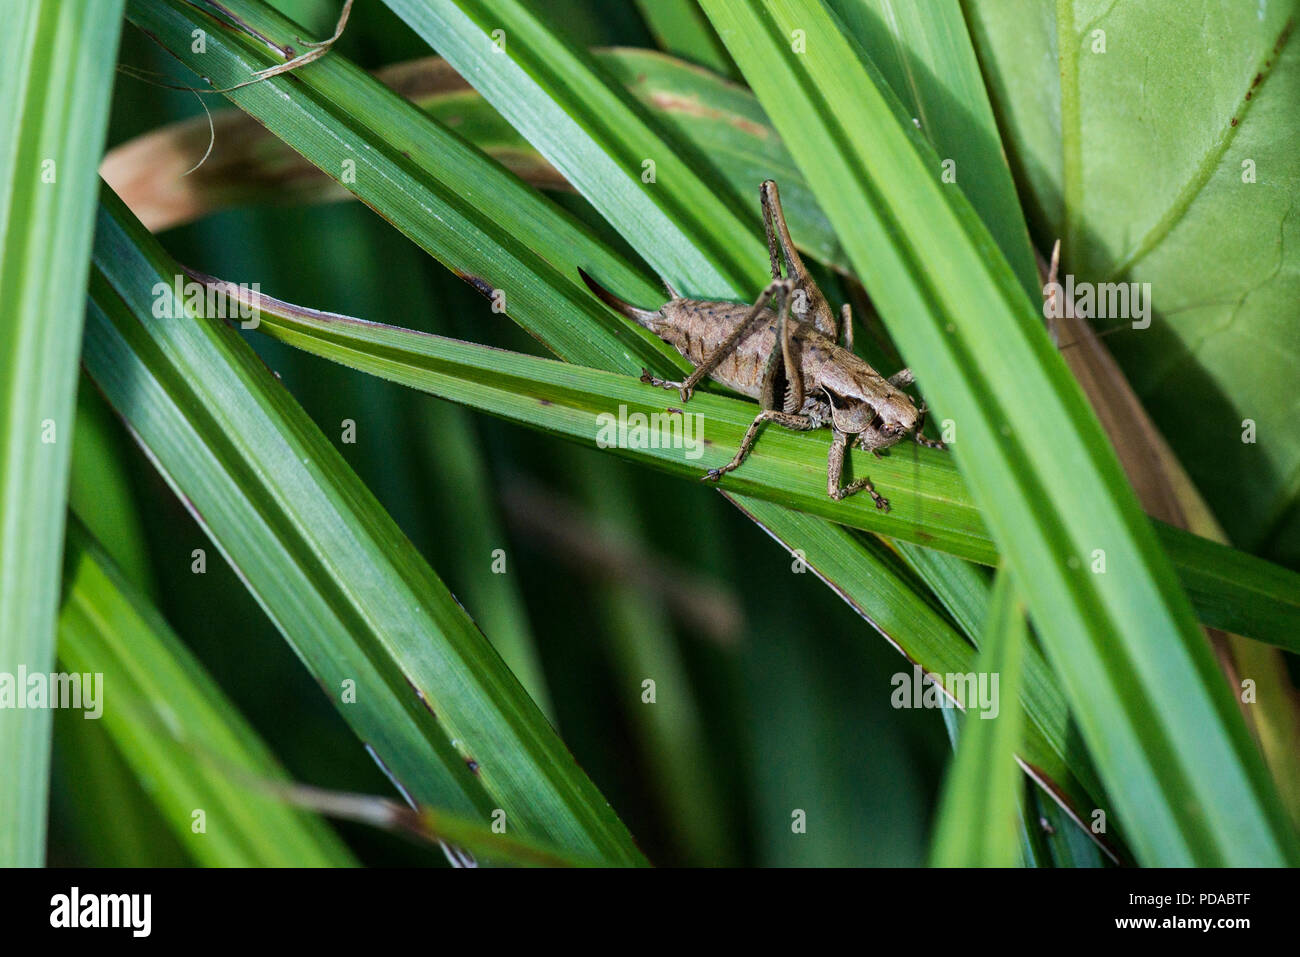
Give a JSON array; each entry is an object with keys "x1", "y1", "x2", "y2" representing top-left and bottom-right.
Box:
[{"x1": 1056, "y1": 323, "x2": 1133, "y2": 352}]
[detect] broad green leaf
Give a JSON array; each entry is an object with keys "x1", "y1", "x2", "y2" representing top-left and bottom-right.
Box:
[
  {"x1": 977, "y1": 1, "x2": 1300, "y2": 559},
  {"x1": 85, "y1": 187, "x2": 645, "y2": 866},
  {"x1": 57, "y1": 519, "x2": 357, "y2": 867},
  {"x1": 0, "y1": 0, "x2": 124, "y2": 866},
  {"x1": 701, "y1": 0, "x2": 1297, "y2": 866},
  {"x1": 968, "y1": 1, "x2": 1300, "y2": 817},
  {"x1": 930, "y1": 568, "x2": 1028, "y2": 867},
  {"x1": 1058, "y1": 0, "x2": 1300, "y2": 557}
]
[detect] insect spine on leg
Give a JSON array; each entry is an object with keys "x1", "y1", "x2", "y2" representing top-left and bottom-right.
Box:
[{"x1": 579, "y1": 180, "x2": 945, "y2": 509}]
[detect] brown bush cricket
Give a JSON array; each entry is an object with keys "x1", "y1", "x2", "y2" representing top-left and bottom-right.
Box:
[{"x1": 581, "y1": 180, "x2": 944, "y2": 511}]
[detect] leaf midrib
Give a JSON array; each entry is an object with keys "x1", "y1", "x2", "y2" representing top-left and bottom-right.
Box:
[{"x1": 1061, "y1": 7, "x2": 1294, "y2": 281}]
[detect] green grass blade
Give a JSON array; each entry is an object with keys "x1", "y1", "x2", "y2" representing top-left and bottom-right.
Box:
[
  {"x1": 701, "y1": 0, "x2": 1298, "y2": 866},
  {"x1": 264, "y1": 781, "x2": 600, "y2": 867},
  {"x1": 105, "y1": 49, "x2": 852, "y2": 274},
  {"x1": 228, "y1": 277, "x2": 1300, "y2": 652},
  {"x1": 380, "y1": 0, "x2": 767, "y2": 299},
  {"x1": 57, "y1": 518, "x2": 357, "y2": 867},
  {"x1": 69, "y1": 381, "x2": 155, "y2": 596},
  {"x1": 632, "y1": 0, "x2": 737, "y2": 77},
  {"x1": 1024, "y1": 788, "x2": 1107, "y2": 868},
  {"x1": 890, "y1": 539, "x2": 1116, "y2": 855},
  {"x1": 929, "y1": 568, "x2": 1028, "y2": 867},
  {"x1": 51, "y1": 705, "x2": 188, "y2": 867},
  {"x1": 892, "y1": 542, "x2": 990, "y2": 643},
  {"x1": 825, "y1": 0, "x2": 1039, "y2": 294},
  {"x1": 84, "y1": 187, "x2": 646, "y2": 866},
  {"x1": 126, "y1": 0, "x2": 683, "y2": 378},
  {"x1": 958, "y1": 0, "x2": 1062, "y2": 244},
  {"x1": 0, "y1": 0, "x2": 124, "y2": 866},
  {"x1": 572, "y1": 460, "x2": 734, "y2": 864},
  {"x1": 412, "y1": 397, "x2": 554, "y2": 717}
]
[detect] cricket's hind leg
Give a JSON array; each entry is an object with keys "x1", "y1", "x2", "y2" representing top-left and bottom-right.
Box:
[
  {"x1": 701, "y1": 409, "x2": 818, "y2": 484},
  {"x1": 641, "y1": 277, "x2": 793, "y2": 403},
  {"x1": 828, "y1": 429, "x2": 889, "y2": 509},
  {"x1": 760, "y1": 179, "x2": 837, "y2": 340}
]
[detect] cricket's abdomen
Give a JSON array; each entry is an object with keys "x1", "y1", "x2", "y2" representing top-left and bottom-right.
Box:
[
  {"x1": 657, "y1": 299, "x2": 778, "y2": 399},
  {"x1": 654, "y1": 299, "x2": 882, "y2": 404}
]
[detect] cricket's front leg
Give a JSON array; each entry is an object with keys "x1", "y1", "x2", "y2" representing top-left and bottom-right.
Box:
[
  {"x1": 911, "y1": 402, "x2": 947, "y2": 450},
  {"x1": 884, "y1": 370, "x2": 945, "y2": 449},
  {"x1": 828, "y1": 429, "x2": 889, "y2": 510},
  {"x1": 642, "y1": 278, "x2": 792, "y2": 403},
  {"x1": 702, "y1": 409, "x2": 817, "y2": 484}
]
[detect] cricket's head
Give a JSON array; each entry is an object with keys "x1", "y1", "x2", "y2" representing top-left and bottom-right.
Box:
[
  {"x1": 823, "y1": 391, "x2": 917, "y2": 439},
  {"x1": 875, "y1": 392, "x2": 920, "y2": 438}
]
